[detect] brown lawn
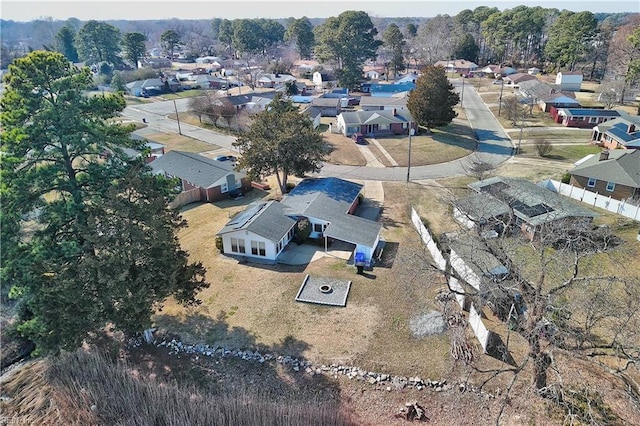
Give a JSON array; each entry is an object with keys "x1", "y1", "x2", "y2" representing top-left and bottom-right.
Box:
[
  {"x1": 155, "y1": 182, "x2": 455, "y2": 380},
  {"x1": 323, "y1": 131, "x2": 367, "y2": 166},
  {"x1": 143, "y1": 132, "x2": 219, "y2": 153},
  {"x1": 375, "y1": 120, "x2": 476, "y2": 167}
]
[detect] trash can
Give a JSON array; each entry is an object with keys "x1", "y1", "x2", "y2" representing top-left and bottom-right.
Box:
[{"x1": 356, "y1": 265, "x2": 364, "y2": 274}]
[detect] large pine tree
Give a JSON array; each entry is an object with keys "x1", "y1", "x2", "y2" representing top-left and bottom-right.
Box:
[
  {"x1": 407, "y1": 66, "x2": 460, "y2": 131},
  {"x1": 0, "y1": 51, "x2": 207, "y2": 354}
]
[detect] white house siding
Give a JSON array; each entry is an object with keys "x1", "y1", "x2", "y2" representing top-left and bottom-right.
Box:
[
  {"x1": 221, "y1": 231, "x2": 279, "y2": 261},
  {"x1": 308, "y1": 218, "x2": 330, "y2": 239},
  {"x1": 355, "y1": 234, "x2": 380, "y2": 262}
]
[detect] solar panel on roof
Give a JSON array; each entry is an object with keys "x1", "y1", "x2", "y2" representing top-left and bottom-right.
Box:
[
  {"x1": 511, "y1": 201, "x2": 554, "y2": 218},
  {"x1": 226, "y1": 203, "x2": 266, "y2": 228}
]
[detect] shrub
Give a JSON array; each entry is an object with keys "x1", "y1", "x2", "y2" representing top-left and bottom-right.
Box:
[
  {"x1": 215, "y1": 236, "x2": 223, "y2": 252},
  {"x1": 294, "y1": 218, "x2": 311, "y2": 244},
  {"x1": 533, "y1": 138, "x2": 552, "y2": 157},
  {"x1": 561, "y1": 173, "x2": 571, "y2": 184}
]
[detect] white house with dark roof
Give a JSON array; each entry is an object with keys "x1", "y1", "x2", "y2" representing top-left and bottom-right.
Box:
[
  {"x1": 149, "y1": 151, "x2": 250, "y2": 203},
  {"x1": 217, "y1": 201, "x2": 297, "y2": 261},
  {"x1": 591, "y1": 115, "x2": 640, "y2": 149},
  {"x1": 518, "y1": 80, "x2": 580, "y2": 112},
  {"x1": 217, "y1": 177, "x2": 383, "y2": 264},
  {"x1": 336, "y1": 109, "x2": 415, "y2": 137}
]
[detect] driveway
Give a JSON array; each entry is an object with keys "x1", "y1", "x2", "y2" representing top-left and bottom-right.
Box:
[{"x1": 122, "y1": 82, "x2": 514, "y2": 182}]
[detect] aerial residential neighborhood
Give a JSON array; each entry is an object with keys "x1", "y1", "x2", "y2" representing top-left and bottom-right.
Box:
[{"x1": 1, "y1": 2, "x2": 639, "y2": 424}]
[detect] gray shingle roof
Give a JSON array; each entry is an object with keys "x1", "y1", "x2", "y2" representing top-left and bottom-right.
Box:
[
  {"x1": 282, "y1": 178, "x2": 382, "y2": 247},
  {"x1": 339, "y1": 109, "x2": 414, "y2": 126},
  {"x1": 570, "y1": 149, "x2": 640, "y2": 187},
  {"x1": 149, "y1": 150, "x2": 243, "y2": 188},
  {"x1": 217, "y1": 201, "x2": 296, "y2": 241},
  {"x1": 467, "y1": 176, "x2": 598, "y2": 226},
  {"x1": 311, "y1": 97, "x2": 341, "y2": 107},
  {"x1": 359, "y1": 96, "x2": 407, "y2": 108},
  {"x1": 454, "y1": 192, "x2": 511, "y2": 221}
]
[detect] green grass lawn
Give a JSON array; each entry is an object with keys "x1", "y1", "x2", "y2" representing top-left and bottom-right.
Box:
[
  {"x1": 161, "y1": 89, "x2": 205, "y2": 100},
  {"x1": 517, "y1": 143, "x2": 600, "y2": 162},
  {"x1": 376, "y1": 122, "x2": 476, "y2": 166}
]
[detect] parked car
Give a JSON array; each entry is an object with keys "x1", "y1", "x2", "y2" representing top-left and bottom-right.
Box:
[
  {"x1": 215, "y1": 155, "x2": 238, "y2": 163},
  {"x1": 492, "y1": 79, "x2": 503, "y2": 85},
  {"x1": 351, "y1": 132, "x2": 364, "y2": 144}
]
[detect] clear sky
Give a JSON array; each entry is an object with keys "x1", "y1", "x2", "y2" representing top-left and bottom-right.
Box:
[{"x1": 1, "y1": 0, "x2": 638, "y2": 22}]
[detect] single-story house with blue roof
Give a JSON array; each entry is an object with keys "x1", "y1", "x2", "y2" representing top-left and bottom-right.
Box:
[
  {"x1": 217, "y1": 177, "x2": 383, "y2": 264},
  {"x1": 591, "y1": 115, "x2": 640, "y2": 150},
  {"x1": 552, "y1": 108, "x2": 622, "y2": 128}
]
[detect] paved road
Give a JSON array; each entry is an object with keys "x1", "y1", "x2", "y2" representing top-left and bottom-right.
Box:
[
  {"x1": 124, "y1": 100, "x2": 237, "y2": 149},
  {"x1": 122, "y1": 81, "x2": 514, "y2": 181}
]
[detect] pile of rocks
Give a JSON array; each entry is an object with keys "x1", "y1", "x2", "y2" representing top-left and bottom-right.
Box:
[{"x1": 135, "y1": 335, "x2": 457, "y2": 393}]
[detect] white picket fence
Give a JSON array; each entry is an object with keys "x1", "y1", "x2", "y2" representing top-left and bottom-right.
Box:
[{"x1": 539, "y1": 179, "x2": 640, "y2": 221}]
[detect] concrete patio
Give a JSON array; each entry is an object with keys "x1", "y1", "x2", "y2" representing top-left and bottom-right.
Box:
[{"x1": 277, "y1": 240, "x2": 354, "y2": 265}]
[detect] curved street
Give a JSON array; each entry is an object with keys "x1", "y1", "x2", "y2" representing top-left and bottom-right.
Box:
[{"x1": 122, "y1": 81, "x2": 514, "y2": 181}]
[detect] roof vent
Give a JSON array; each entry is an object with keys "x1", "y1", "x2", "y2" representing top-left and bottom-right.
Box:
[{"x1": 599, "y1": 150, "x2": 610, "y2": 161}]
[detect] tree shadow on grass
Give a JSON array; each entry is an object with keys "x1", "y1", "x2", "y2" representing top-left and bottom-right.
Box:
[{"x1": 141, "y1": 311, "x2": 351, "y2": 417}]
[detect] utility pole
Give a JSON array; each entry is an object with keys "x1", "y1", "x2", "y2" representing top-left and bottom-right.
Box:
[
  {"x1": 173, "y1": 100, "x2": 182, "y2": 135},
  {"x1": 406, "y1": 126, "x2": 415, "y2": 182},
  {"x1": 498, "y1": 78, "x2": 505, "y2": 117},
  {"x1": 461, "y1": 77, "x2": 465, "y2": 105},
  {"x1": 517, "y1": 108, "x2": 525, "y2": 155}
]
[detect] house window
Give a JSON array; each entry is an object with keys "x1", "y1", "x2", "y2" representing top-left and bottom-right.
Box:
[
  {"x1": 230, "y1": 237, "x2": 245, "y2": 253},
  {"x1": 589, "y1": 117, "x2": 597, "y2": 123},
  {"x1": 606, "y1": 182, "x2": 615, "y2": 192},
  {"x1": 313, "y1": 223, "x2": 323, "y2": 233},
  {"x1": 587, "y1": 177, "x2": 596, "y2": 187},
  {"x1": 251, "y1": 241, "x2": 266, "y2": 256},
  {"x1": 220, "y1": 182, "x2": 228, "y2": 193}
]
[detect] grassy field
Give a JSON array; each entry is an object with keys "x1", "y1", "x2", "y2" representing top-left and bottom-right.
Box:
[
  {"x1": 161, "y1": 89, "x2": 205, "y2": 100},
  {"x1": 323, "y1": 131, "x2": 367, "y2": 166},
  {"x1": 154, "y1": 182, "x2": 455, "y2": 380},
  {"x1": 375, "y1": 120, "x2": 476, "y2": 167},
  {"x1": 142, "y1": 132, "x2": 220, "y2": 153},
  {"x1": 515, "y1": 143, "x2": 601, "y2": 162}
]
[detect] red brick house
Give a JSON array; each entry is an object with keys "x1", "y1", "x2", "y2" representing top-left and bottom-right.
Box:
[{"x1": 149, "y1": 151, "x2": 250, "y2": 204}]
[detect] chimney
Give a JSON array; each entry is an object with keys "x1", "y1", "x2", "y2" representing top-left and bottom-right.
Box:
[
  {"x1": 392, "y1": 108, "x2": 397, "y2": 116},
  {"x1": 629, "y1": 124, "x2": 636, "y2": 134},
  {"x1": 599, "y1": 150, "x2": 610, "y2": 161}
]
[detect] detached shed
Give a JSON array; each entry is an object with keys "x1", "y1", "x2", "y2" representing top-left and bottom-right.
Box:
[{"x1": 555, "y1": 71, "x2": 583, "y2": 91}]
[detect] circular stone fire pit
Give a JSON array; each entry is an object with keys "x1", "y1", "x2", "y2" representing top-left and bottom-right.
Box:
[{"x1": 319, "y1": 284, "x2": 333, "y2": 294}]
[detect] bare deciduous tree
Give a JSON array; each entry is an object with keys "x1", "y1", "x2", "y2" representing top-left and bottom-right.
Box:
[
  {"x1": 403, "y1": 185, "x2": 639, "y2": 423},
  {"x1": 462, "y1": 154, "x2": 495, "y2": 181},
  {"x1": 533, "y1": 138, "x2": 552, "y2": 157}
]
